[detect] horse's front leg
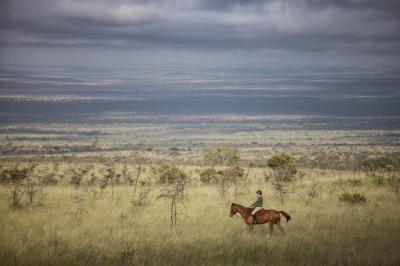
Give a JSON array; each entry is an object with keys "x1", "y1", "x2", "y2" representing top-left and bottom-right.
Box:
[{"x1": 248, "y1": 224, "x2": 253, "y2": 233}]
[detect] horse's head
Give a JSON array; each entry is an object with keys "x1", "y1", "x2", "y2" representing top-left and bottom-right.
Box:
[{"x1": 230, "y1": 203, "x2": 238, "y2": 217}]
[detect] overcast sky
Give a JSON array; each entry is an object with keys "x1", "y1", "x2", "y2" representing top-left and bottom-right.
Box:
[{"x1": 1, "y1": 0, "x2": 400, "y2": 67}]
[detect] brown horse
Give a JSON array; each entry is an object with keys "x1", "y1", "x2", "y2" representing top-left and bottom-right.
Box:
[{"x1": 230, "y1": 203, "x2": 291, "y2": 234}]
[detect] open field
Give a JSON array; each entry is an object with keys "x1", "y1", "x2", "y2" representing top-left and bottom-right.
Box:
[{"x1": 1, "y1": 162, "x2": 400, "y2": 266}]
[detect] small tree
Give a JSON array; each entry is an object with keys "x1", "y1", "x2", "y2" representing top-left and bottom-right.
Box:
[
  {"x1": 156, "y1": 163, "x2": 190, "y2": 227},
  {"x1": 296, "y1": 177, "x2": 320, "y2": 206},
  {"x1": 203, "y1": 144, "x2": 241, "y2": 200},
  {"x1": 25, "y1": 171, "x2": 37, "y2": 204},
  {"x1": 125, "y1": 156, "x2": 150, "y2": 206},
  {"x1": 215, "y1": 169, "x2": 230, "y2": 201},
  {"x1": 157, "y1": 184, "x2": 183, "y2": 228},
  {"x1": 266, "y1": 153, "x2": 297, "y2": 204},
  {"x1": 1, "y1": 165, "x2": 36, "y2": 208},
  {"x1": 103, "y1": 164, "x2": 120, "y2": 198},
  {"x1": 131, "y1": 156, "x2": 149, "y2": 197},
  {"x1": 221, "y1": 165, "x2": 247, "y2": 200},
  {"x1": 121, "y1": 163, "x2": 133, "y2": 185}
]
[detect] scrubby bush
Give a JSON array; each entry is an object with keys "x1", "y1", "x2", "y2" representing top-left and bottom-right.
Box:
[
  {"x1": 339, "y1": 192, "x2": 366, "y2": 204},
  {"x1": 131, "y1": 187, "x2": 151, "y2": 206},
  {"x1": 296, "y1": 178, "x2": 320, "y2": 206},
  {"x1": 0, "y1": 164, "x2": 37, "y2": 208},
  {"x1": 203, "y1": 144, "x2": 240, "y2": 166},
  {"x1": 199, "y1": 167, "x2": 219, "y2": 184},
  {"x1": 69, "y1": 168, "x2": 89, "y2": 188}
]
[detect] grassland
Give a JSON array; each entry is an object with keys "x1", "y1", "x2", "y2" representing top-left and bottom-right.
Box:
[
  {"x1": 1, "y1": 119, "x2": 399, "y2": 163},
  {"x1": 1, "y1": 164, "x2": 400, "y2": 266},
  {"x1": 1, "y1": 113, "x2": 399, "y2": 265}
]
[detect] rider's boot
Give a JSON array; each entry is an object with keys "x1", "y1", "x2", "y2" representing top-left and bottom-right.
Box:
[{"x1": 253, "y1": 215, "x2": 257, "y2": 224}]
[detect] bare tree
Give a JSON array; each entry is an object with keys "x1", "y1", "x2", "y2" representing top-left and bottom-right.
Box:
[
  {"x1": 103, "y1": 164, "x2": 120, "y2": 199},
  {"x1": 132, "y1": 156, "x2": 149, "y2": 197}
]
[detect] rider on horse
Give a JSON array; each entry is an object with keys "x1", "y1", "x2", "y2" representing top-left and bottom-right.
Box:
[{"x1": 251, "y1": 190, "x2": 263, "y2": 224}]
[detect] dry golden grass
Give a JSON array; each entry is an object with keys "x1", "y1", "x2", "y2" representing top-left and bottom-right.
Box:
[{"x1": 0, "y1": 168, "x2": 399, "y2": 266}]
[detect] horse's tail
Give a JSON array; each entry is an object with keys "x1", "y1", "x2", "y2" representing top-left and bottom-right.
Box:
[{"x1": 279, "y1": 211, "x2": 291, "y2": 222}]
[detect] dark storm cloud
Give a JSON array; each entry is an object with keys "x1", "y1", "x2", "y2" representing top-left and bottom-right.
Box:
[{"x1": 1, "y1": 0, "x2": 400, "y2": 55}]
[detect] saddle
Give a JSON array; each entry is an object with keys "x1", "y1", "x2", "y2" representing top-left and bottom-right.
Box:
[{"x1": 250, "y1": 208, "x2": 265, "y2": 216}]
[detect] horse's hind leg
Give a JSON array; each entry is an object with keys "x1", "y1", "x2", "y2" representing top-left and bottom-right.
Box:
[
  {"x1": 276, "y1": 222, "x2": 285, "y2": 234},
  {"x1": 268, "y1": 222, "x2": 274, "y2": 235}
]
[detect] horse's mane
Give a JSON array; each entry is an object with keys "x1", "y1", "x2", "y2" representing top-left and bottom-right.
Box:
[{"x1": 232, "y1": 203, "x2": 252, "y2": 214}]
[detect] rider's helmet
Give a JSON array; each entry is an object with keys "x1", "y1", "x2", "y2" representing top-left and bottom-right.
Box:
[{"x1": 256, "y1": 190, "x2": 262, "y2": 195}]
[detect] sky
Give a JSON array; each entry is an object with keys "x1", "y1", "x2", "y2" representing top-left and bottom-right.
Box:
[{"x1": 1, "y1": 0, "x2": 400, "y2": 67}]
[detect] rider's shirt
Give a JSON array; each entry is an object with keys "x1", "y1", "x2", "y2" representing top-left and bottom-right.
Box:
[{"x1": 251, "y1": 195, "x2": 263, "y2": 208}]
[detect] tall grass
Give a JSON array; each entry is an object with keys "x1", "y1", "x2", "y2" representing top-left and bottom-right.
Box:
[{"x1": 0, "y1": 176, "x2": 399, "y2": 265}]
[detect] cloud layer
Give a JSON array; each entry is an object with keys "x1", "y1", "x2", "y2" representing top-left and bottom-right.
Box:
[{"x1": 1, "y1": 0, "x2": 400, "y2": 66}]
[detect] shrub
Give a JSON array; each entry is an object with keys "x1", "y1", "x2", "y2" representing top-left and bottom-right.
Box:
[
  {"x1": 69, "y1": 168, "x2": 89, "y2": 188},
  {"x1": 199, "y1": 167, "x2": 219, "y2": 184},
  {"x1": 0, "y1": 165, "x2": 36, "y2": 208},
  {"x1": 267, "y1": 153, "x2": 296, "y2": 169},
  {"x1": 339, "y1": 192, "x2": 366, "y2": 204},
  {"x1": 131, "y1": 187, "x2": 151, "y2": 206},
  {"x1": 296, "y1": 178, "x2": 320, "y2": 206},
  {"x1": 203, "y1": 144, "x2": 240, "y2": 166},
  {"x1": 157, "y1": 163, "x2": 188, "y2": 185}
]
